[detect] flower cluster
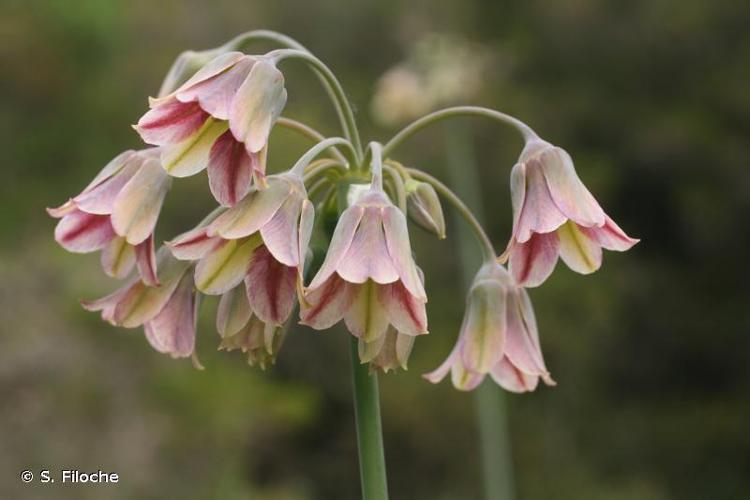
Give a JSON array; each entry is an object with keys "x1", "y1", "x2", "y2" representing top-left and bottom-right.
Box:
[{"x1": 49, "y1": 32, "x2": 637, "y2": 392}]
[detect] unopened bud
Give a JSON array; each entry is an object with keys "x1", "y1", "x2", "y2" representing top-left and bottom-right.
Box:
[{"x1": 405, "y1": 179, "x2": 446, "y2": 239}]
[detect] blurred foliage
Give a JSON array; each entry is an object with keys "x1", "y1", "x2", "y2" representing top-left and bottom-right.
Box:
[{"x1": 1, "y1": 0, "x2": 749, "y2": 499}]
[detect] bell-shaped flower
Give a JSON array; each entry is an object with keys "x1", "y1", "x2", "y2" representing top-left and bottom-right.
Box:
[
  {"x1": 424, "y1": 261, "x2": 554, "y2": 392},
  {"x1": 135, "y1": 52, "x2": 287, "y2": 206},
  {"x1": 48, "y1": 149, "x2": 170, "y2": 285},
  {"x1": 216, "y1": 284, "x2": 285, "y2": 369},
  {"x1": 405, "y1": 178, "x2": 446, "y2": 239},
  {"x1": 300, "y1": 182, "x2": 428, "y2": 354},
  {"x1": 81, "y1": 249, "x2": 197, "y2": 359},
  {"x1": 168, "y1": 172, "x2": 313, "y2": 327},
  {"x1": 501, "y1": 139, "x2": 639, "y2": 287}
]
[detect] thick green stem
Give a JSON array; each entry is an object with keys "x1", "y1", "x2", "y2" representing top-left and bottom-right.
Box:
[
  {"x1": 382, "y1": 106, "x2": 537, "y2": 157},
  {"x1": 349, "y1": 337, "x2": 389, "y2": 500},
  {"x1": 443, "y1": 124, "x2": 515, "y2": 500}
]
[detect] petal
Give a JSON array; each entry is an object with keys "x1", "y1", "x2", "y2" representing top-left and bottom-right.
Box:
[
  {"x1": 307, "y1": 205, "x2": 364, "y2": 290},
  {"x1": 490, "y1": 357, "x2": 540, "y2": 393},
  {"x1": 229, "y1": 59, "x2": 287, "y2": 153},
  {"x1": 423, "y1": 344, "x2": 460, "y2": 384},
  {"x1": 300, "y1": 275, "x2": 355, "y2": 330},
  {"x1": 359, "y1": 334, "x2": 387, "y2": 364},
  {"x1": 508, "y1": 232, "x2": 560, "y2": 288},
  {"x1": 260, "y1": 195, "x2": 303, "y2": 267},
  {"x1": 136, "y1": 98, "x2": 209, "y2": 146},
  {"x1": 100, "y1": 236, "x2": 136, "y2": 279},
  {"x1": 581, "y1": 215, "x2": 639, "y2": 251},
  {"x1": 167, "y1": 227, "x2": 218, "y2": 260},
  {"x1": 382, "y1": 205, "x2": 426, "y2": 300},
  {"x1": 209, "y1": 177, "x2": 290, "y2": 239},
  {"x1": 460, "y1": 280, "x2": 507, "y2": 373},
  {"x1": 81, "y1": 285, "x2": 130, "y2": 325},
  {"x1": 557, "y1": 221, "x2": 603, "y2": 275},
  {"x1": 74, "y1": 159, "x2": 140, "y2": 215},
  {"x1": 194, "y1": 236, "x2": 261, "y2": 295},
  {"x1": 509, "y1": 162, "x2": 526, "y2": 236},
  {"x1": 82, "y1": 150, "x2": 137, "y2": 193},
  {"x1": 539, "y1": 147, "x2": 605, "y2": 227},
  {"x1": 297, "y1": 199, "x2": 315, "y2": 278},
  {"x1": 207, "y1": 130, "x2": 254, "y2": 206},
  {"x1": 337, "y1": 207, "x2": 399, "y2": 285},
  {"x1": 216, "y1": 284, "x2": 253, "y2": 337},
  {"x1": 451, "y1": 363, "x2": 486, "y2": 391},
  {"x1": 176, "y1": 55, "x2": 254, "y2": 119},
  {"x1": 245, "y1": 245, "x2": 297, "y2": 325},
  {"x1": 344, "y1": 281, "x2": 390, "y2": 342},
  {"x1": 47, "y1": 199, "x2": 77, "y2": 218},
  {"x1": 504, "y1": 290, "x2": 551, "y2": 380},
  {"x1": 160, "y1": 118, "x2": 229, "y2": 177},
  {"x1": 379, "y1": 281, "x2": 428, "y2": 336},
  {"x1": 54, "y1": 209, "x2": 115, "y2": 253},
  {"x1": 514, "y1": 162, "x2": 567, "y2": 243},
  {"x1": 111, "y1": 157, "x2": 171, "y2": 245},
  {"x1": 135, "y1": 234, "x2": 160, "y2": 286},
  {"x1": 143, "y1": 272, "x2": 197, "y2": 358}
]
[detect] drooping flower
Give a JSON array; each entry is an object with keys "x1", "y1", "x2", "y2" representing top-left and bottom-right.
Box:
[
  {"x1": 168, "y1": 172, "x2": 313, "y2": 327},
  {"x1": 424, "y1": 261, "x2": 554, "y2": 392},
  {"x1": 300, "y1": 182, "x2": 428, "y2": 354},
  {"x1": 135, "y1": 52, "x2": 287, "y2": 205},
  {"x1": 81, "y1": 250, "x2": 197, "y2": 359},
  {"x1": 500, "y1": 139, "x2": 639, "y2": 287},
  {"x1": 216, "y1": 284, "x2": 286, "y2": 368},
  {"x1": 48, "y1": 149, "x2": 170, "y2": 284}
]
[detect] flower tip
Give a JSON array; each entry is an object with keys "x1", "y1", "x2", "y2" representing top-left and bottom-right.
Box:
[{"x1": 191, "y1": 352, "x2": 205, "y2": 370}]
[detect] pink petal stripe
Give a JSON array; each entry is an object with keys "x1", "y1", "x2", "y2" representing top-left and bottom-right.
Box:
[
  {"x1": 490, "y1": 357, "x2": 540, "y2": 393},
  {"x1": 54, "y1": 209, "x2": 115, "y2": 253},
  {"x1": 300, "y1": 275, "x2": 353, "y2": 330},
  {"x1": 379, "y1": 281, "x2": 428, "y2": 336},
  {"x1": 245, "y1": 246, "x2": 297, "y2": 325},
  {"x1": 208, "y1": 130, "x2": 254, "y2": 206},
  {"x1": 136, "y1": 98, "x2": 209, "y2": 146},
  {"x1": 143, "y1": 272, "x2": 197, "y2": 358},
  {"x1": 581, "y1": 215, "x2": 639, "y2": 251},
  {"x1": 135, "y1": 234, "x2": 160, "y2": 286},
  {"x1": 167, "y1": 227, "x2": 218, "y2": 261},
  {"x1": 508, "y1": 232, "x2": 560, "y2": 288}
]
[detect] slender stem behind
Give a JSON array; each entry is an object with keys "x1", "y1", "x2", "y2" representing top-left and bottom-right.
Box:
[
  {"x1": 349, "y1": 337, "x2": 389, "y2": 500},
  {"x1": 443, "y1": 123, "x2": 515, "y2": 500}
]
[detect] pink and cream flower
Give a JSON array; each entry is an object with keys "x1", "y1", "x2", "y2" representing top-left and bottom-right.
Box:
[
  {"x1": 300, "y1": 185, "x2": 428, "y2": 352},
  {"x1": 425, "y1": 261, "x2": 554, "y2": 392},
  {"x1": 135, "y1": 52, "x2": 287, "y2": 206},
  {"x1": 168, "y1": 172, "x2": 313, "y2": 327},
  {"x1": 81, "y1": 250, "x2": 197, "y2": 359},
  {"x1": 501, "y1": 139, "x2": 639, "y2": 287},
  {"x1": 48, "y1": 149, "x2": 170, "y2": 285}
]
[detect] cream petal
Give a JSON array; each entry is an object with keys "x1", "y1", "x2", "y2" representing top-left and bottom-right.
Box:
[
  {"x1": 75, "y1": 160, "x2": 140, "y2": 215},
  {"x1": 136, "y1": 98, "x2": 209, "y2": 146},
  {"x1": 228, "y1": 60, "x2": 287, "y2": 153},
  {"x1": 54, "y1": 209, "x2": 115, "y2": 253},
  {"x1": 508, "y1": 232, "x2": 560, "y2": 288},
  {"x1": 135, "y1": 234, "x2": 160, "y2": 286},
  {"x1": 379, "y1": 281, "x2": 428, "y2": 336},
  {"x1": 514, "y1": 162, "x2": 567, "y2": 243},
  {"x1": 176, "y1": 55, "x2": 254, "y2": 119},
  {"x1": 460, "y1": 280, "x2": 507, "y2": 373},
  {"x1": 209, "y1": 177, "x2": 290, "y2": 239},
  {"x1": 557, "y1": 221, "x2": 603, "y2": 275},
  {"x1": 307, "y1": 205, "x2": 364, "y2": 291},
  {"x1": 111, "y1": 157, "x2": 171, "y2": 245},
  {"x1": 160, "y1": 118, "x2": 229, "y2": 177},
  {"x1": 167, "y1": 227, "x2": 218, "y2": 260},
  {"x1": 260, "y1": 195, "x2": 303, "y2": 267},
  {"x1": 143, "y1": 272, "x2": 197, "y2": 358},
  {"x1": 216, "y1": 284, "x2": 253, "y2": 337},
  {"x1": 299, "y1": 275, "x2": 354, "y2": 330},
  {"x1": 509, "y1": 162, "x2": 526, "y2": 236},
  {"x1": 337, "y1": 207, "x2": 399, "y2": 285},
  {"x1": 297, "y1": 199, "x2": 315, "y2": 278},
  {"x1": 245, "y1": 246, "x2": 297, "y2": 325},
  {"x1": 539, "y1": 147, "x2": 605, "y2": 227},
  {"x1": 382, "y1": 205, "x2": 426, "y2": 300},
  {"x1": 100, "y1": 236, "x2": 136, "y2": 279},
  {"x1": 490, "y1": 357, "x2": 540, "y2": 393},
  {"x1": 344, "y1": 281, "x2": 390, "y2": 342},
  {"x1": 358, "y1": 334, "x2": 387, "y2": 364},
  {"x1": 194, "y1": 236, "x2": 260, "y2": 295},
  {"x1": 207, "y1": 130, "x2": 254, "y2": 206},
  {"x1": 396, "y1": 333, "x2": 415, "y2": 369},
  {"x1": 581, "y1": 215, "x2": 639, "y2": 251},
  {"x1": 451, "y1": 363, "x2": 486, "y2": 391}
]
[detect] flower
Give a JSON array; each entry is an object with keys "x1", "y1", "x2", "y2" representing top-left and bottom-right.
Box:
[
  {"x1": 168, "y1": 172, "x2": 313, "y2": 326},
  {"x1": 360, "y1": 327, "x2": 415, "y2": 373},
  {"x1": 81, "y1": 250, "x2": 197, "y2": 359},
  {"x1": 424, "y1": 261, "x2": 554, "y2": 392},
  {"x1": 48, "y1": 149, "x2": 170, "y2": 284},
  {"x1": 300, "y1": 184, "x2": 428, "y2": 354},
  {"x1": 135, "y1": 52, "x2": 287, "y2": 206},
  {"x1": 405, "y1": 178, "x2": 446, "y2": 239},
  {"x1": 501, "y1": 139, "x2": 639, "y2": 287},
  {"x1": 216, "y1": 284, "x2": 285, "y2": 368}
]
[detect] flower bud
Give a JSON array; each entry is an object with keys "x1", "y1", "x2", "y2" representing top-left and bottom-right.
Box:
[{"x1": 405, "y1": 179, "x2": 446, "y2": 239}]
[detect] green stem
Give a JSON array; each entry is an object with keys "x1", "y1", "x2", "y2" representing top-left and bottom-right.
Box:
[
  {"x1": 349, "y1": 336, "x2": 389, "y2": 500},
  {"x1": 291, "y1": 137, "x2": 354, "y2": 176},
  {"x1": 443, "y1": 124, "x2": 515, "y2": 500},
  {"x1": 382, "y1": 106, "x2": 537, "y2": 157}
]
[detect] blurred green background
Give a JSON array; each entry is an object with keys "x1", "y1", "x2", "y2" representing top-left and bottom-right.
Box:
[{"x1": 2, "y1": 0, "x2": 749, "y2": 499}]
